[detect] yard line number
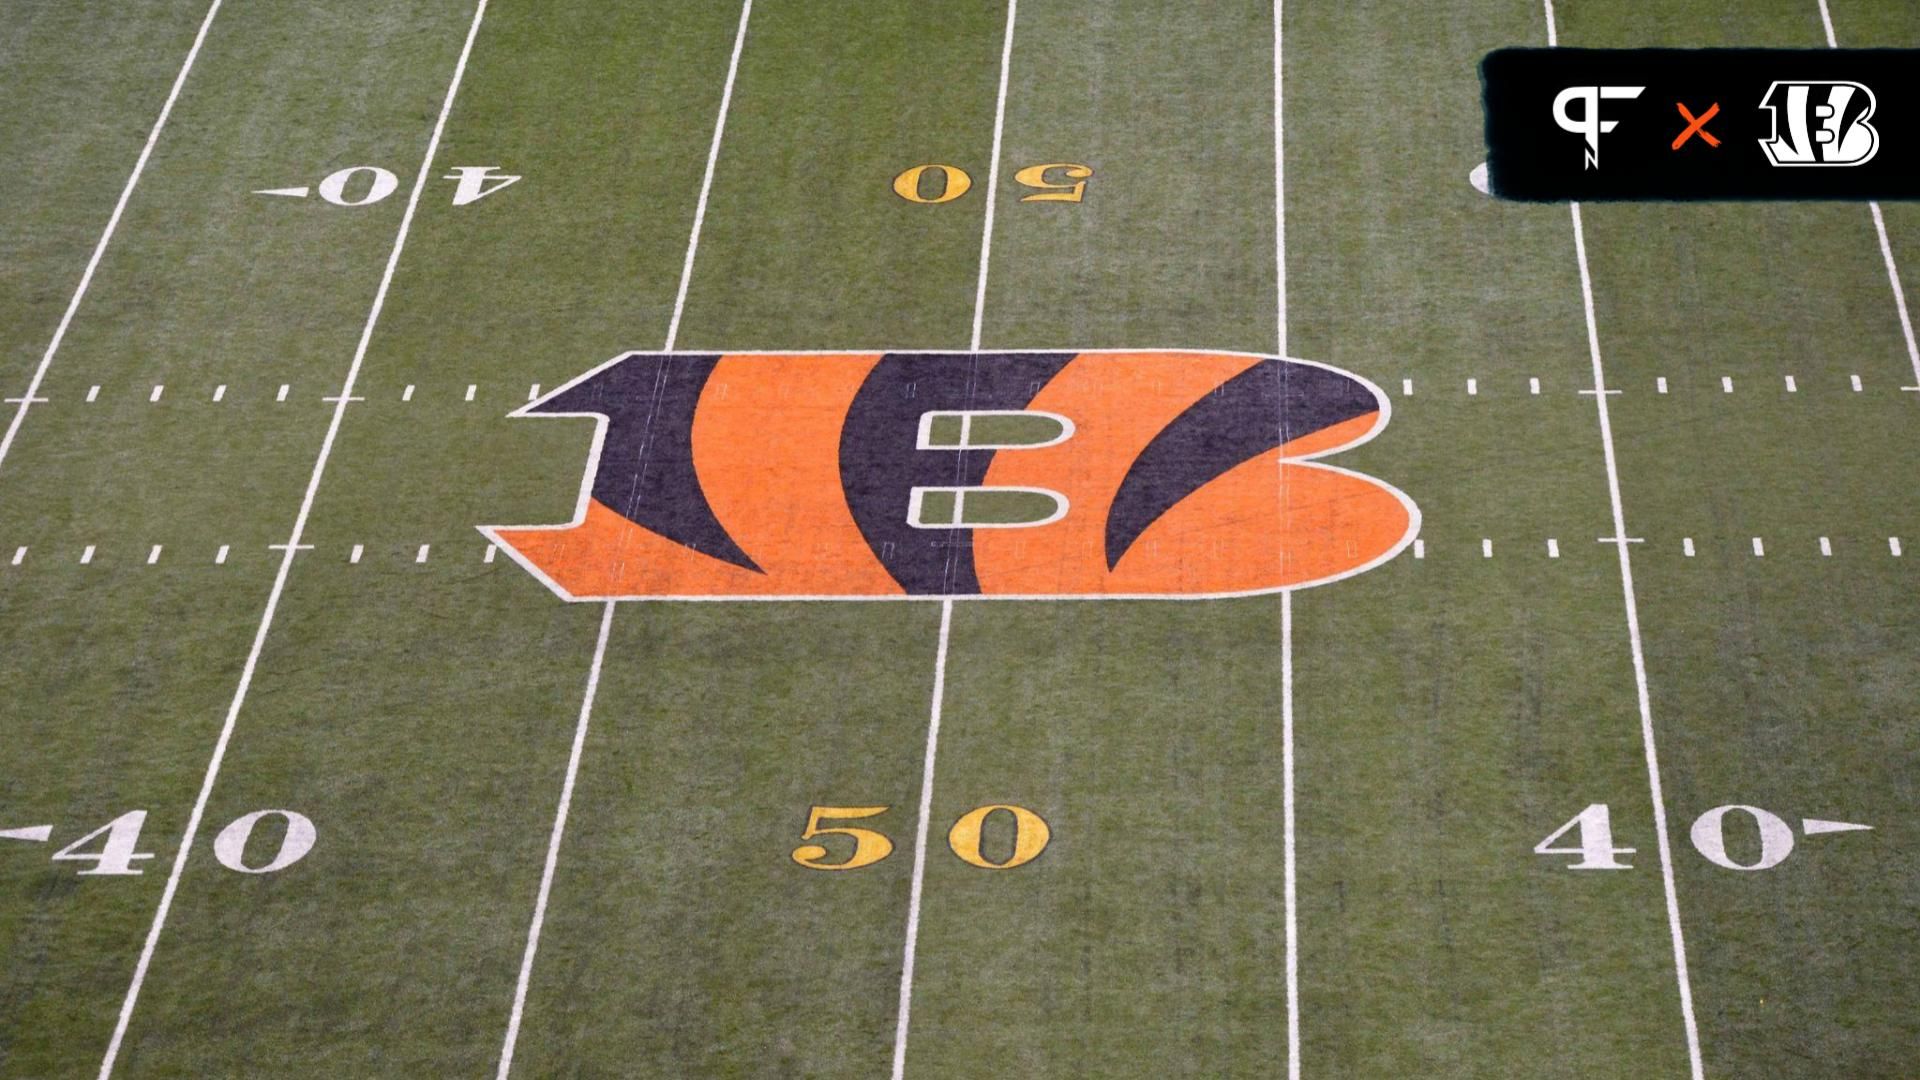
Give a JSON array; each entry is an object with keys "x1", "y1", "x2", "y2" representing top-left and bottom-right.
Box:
[
  {"x1": 892, "y1": 162, "x2": 1094, "y2": 204},
  {"x1": 1537, "y1": 803, "x2": 1859, "y2": 872},
  {"x1": 791, "y1": 803, "x2": 1051, "y2": 871},
  {"x1": 253, "y1": 165, "x2": 519, "y2": 206},
  {"x1": 42, "y1": 809, "x2": 316, "y2": 876}
]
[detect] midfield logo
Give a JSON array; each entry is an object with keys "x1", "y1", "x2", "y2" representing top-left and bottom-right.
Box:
[
  {"x1": 1551, "y1": 85, "x2": 1646, "y2": 169},
  {"x1": 1758, "y1": 80, "x2": 1879, "y2": 166},
  {"x1": 483, "y1": 350, "x2": 1418, "y2": 601}
]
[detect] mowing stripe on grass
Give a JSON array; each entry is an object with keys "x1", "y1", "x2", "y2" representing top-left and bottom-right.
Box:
[
  {"x1": 97, "y1": 1, "x2": 494, "y2": 1073},
  {"x1": 493, "y1": 3, "x2": 755, "y2": 1075},
  {"x1": 0, "y1": 0, "x2": 223, "y2": 481},
  {"x1": 893, "y1": 4, "x2": 1018, "y2": 1075}
]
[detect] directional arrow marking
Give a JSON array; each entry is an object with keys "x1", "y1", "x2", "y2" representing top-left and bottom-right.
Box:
[
  {"x1": 1803, "y1": 819, "x2": 1873, "y2": 836},
  {"x1": 253, "y1": 186, "x2": 311, "y2": 198},
  {"x1": 0, "y1": 825, "x2": 53, "y2": 843}
]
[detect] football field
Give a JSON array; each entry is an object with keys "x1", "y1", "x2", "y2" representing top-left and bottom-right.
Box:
[{"x1": 3, "y1": 1, "x2": 1918, "y2": 1076}]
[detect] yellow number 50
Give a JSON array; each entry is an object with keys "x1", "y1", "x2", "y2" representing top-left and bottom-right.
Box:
[{"x1": 790, "y1": 805, "x2": 895, "y2": 870}]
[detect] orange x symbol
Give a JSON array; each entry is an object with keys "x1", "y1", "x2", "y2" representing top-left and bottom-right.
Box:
[{"x1": 1672, "y1": 101, "x2": 1721, "y2": 149}]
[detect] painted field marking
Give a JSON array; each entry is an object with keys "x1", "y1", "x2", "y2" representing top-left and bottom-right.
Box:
[
  {"x1": 1657, "y1": 376, "x2": 1669, "y2": 394},
  {"x1": 276, "y1": 384, "x2": 290, "y2": 402},
  {"x1": 1530, "y1": 376, "x2": 1541, "y2": 395},
  {"x1": 484, "y1": 544, "x2": 498, "y2": 563},
  {"x1": 1413, "y1": 538, "x2": 1425, "y2": 559},
  {"x1": 212, "y1": 384, "x2": 226, "y2": 402},
  {"x1": 1569, "y1": 196, "x2": 1703, "y2": 1080},
  {"x1": 1785, "y1": 375, "x2": 1797, "y2": 393},
  {"x1": 1274, "y1": 8, "x2": 1300, "y2": 1074},
  {"x1": 1402, "y1": 377, "x2": 1414, "y2": 396},
  {"x1": 415, "y1": 544, "x2": 431, "y2": 564},
  {"x1": 1814, "y1": 4, "x2": 1920, "y2": 386},
  {"x1": 1482, "y1": 538, "x2": 1494, "y2": 558},
  {"x1": 527, "y1": 383, "x2": 541, "y2": 401},
  {"x1": 1891, "y1": 537, "x2": 1903, "y2": 557},
  {"x1": 1467, "y1": 377, "x2": 1479, "y2": 396},
  {"x1": 0, "y1": 825, "x2": 53, "y2": 843},
  {"x1": 497, "y1": 3, "x2": 754, "y2": 1077},
  {"x1": 100, "y1": 4, "x2": 495, "y2": 1073},
  {"x1": 149, "y1": 385, "x2": 164, "y2": 403},
  {"x1": 349, "y1": 544, "x2": 364, "y2": 565},
  {"x1": 1751, "y1": 537, "x2": 1765, "y2": 557},
  {"x1": 466, "y1": 384, "x2": 477, "y2": 402},
  {"x1": 894, "y1": 5, "x2": 1020, "y2": 1078},
  {"x1": 403, "y1": 384, "x2": 416, "y2": 401},
  {"x1": 0, "y1": 0, "x2": 225, "y2": 482},
  {"x1": 1820, "y1": 536, "x2": 1832, "y2": 557},
  {"x1": 87, "y1": 386, "x2": 100, "y2": 403},
  {"x1": 146, "y1": 546, "x2": 162, "y2": 566},
  {"x1": 1851, "y1": 373, "x2": 1864, "y2": 392},
  {"x1": 80, "y1": 545, "x2": 96, "y2": 565},
  {"x1": 215, "y1": 545, "x2": 229, "y2": 565},
  {"x1": 1803, "y1": 818, "x2": 1871, "y2": 835},
  {"x1": 893, "y1": 598, "x2": 955, "y2": 1080},
  {"x1": 1548, "y1": 538, "x2": 1560, "y2": 558},
  {"x1": 1547, "y1": 5, "x2": 1702, "y2": 1070},
  {"x1": 1720, "y1": 376, "x2": 1733, "y2": 394},
  {"x1": 10, "y1": 546, "x2": 24, "y2": 566}
]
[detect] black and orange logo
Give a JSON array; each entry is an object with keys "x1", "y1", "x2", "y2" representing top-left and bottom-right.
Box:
[{"x1": 483, "y1": 350, "x2": 1418, "y2": 600}]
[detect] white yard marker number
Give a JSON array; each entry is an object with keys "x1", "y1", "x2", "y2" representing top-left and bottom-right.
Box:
[
  {"x1": 444, "y1": 166, "x2": 521, "y2": 205},
  {"x1": 1535, "y1": 803, "x2": 1636, "y2": 869},
  {"x1": 212, "y1": 810, "x2": 317, "y2": 874},
  {"x1": 1542, "y1": 803, "x2": 1870, "y2": 874}
]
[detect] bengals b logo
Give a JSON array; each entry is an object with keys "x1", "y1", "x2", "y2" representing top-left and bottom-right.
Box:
[{"x1": 483, "y1": 350, "x2": 1418, "y2": 600}]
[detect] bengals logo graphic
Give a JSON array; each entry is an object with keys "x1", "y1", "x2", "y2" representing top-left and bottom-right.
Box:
[{"x1": 482, "y1": 350, "x2": 1418, "y2": 600}]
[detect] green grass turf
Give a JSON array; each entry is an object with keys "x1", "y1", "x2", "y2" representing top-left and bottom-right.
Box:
[{"x1": 2, "y1": 0, "x2": 1917, "y2": 1076}]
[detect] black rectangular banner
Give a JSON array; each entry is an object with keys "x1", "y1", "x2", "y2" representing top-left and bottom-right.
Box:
[{"x1": 1481, "y1": 48, "x2": 1920, "y2": 201}]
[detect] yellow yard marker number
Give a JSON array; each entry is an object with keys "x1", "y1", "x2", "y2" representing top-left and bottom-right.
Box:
[
  {"x1": 892, "y1": 164, "x2": 973, "y2": 204},
  {"x1": 791, "y1": 805, "x2": 894, "y2": 870},
  {"x1": 1013, "y1": 162, "x2": 1092, "y2": 202},
  {"x1": 947, "y1": 804, "x2": 1051, "y2": 869}
]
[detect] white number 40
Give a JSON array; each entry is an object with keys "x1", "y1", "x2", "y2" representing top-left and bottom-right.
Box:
[
  {"x1": 1534, "y1": 803, "x2": 1637, "y2": 870},
  {"x1": 49, "y1": 809, "x2": 315, "y2": 876}
]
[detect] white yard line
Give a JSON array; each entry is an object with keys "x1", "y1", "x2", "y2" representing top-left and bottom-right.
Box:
[
  {"x1": 1568, "y1": 200, "x2": 1706, "y2": 1080},
  {"x1": 492, "y1": 3, "x2": 754, "y2": 1076},
  {"x1": 1813, "y1": 1, "x2": 1920, "y2": 388},
  {"x1": 968, "y1": 0, "x2": 1019, "y2": 355},
  {"x1": 96, "y1": 3, "x2": 493, "y2": 1074},
  {"x1": 893, "y1": 4, "x2": 1018, "y2": 1075},
  {"x1": 890, "y1": 597, "x2": 954, "y2": 1080},
  {"x1": 496, "y1": 600, "x2": 616, "y2": 1079},
  {"x1": 1273, "y1": 0, "x2": 1289, "y2": 361},
  {"x1": 1274, "y1": 3, "x2": 1300, "y2": 1077},
  {"x1": 0, "y1": 0, "x2": 224, "y2": 478},
  {"x1": 1540, "y1": 6, "x2": 1703, "y2": 1076},
  {"x1": 1280, "y1": 591, "x2": 1300, "y2": 1080}
]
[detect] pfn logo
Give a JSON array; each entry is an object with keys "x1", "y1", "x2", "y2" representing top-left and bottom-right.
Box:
[
  {"x1": 1552, "y1": 85, "x2": 1646, "y2": 169},
  {"x1": 483, "y1": 350, "x2": 1418, "y2": 601},
  {"x1": 1759, "y1": 81, "x2": 1879, "y2": 166}
]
